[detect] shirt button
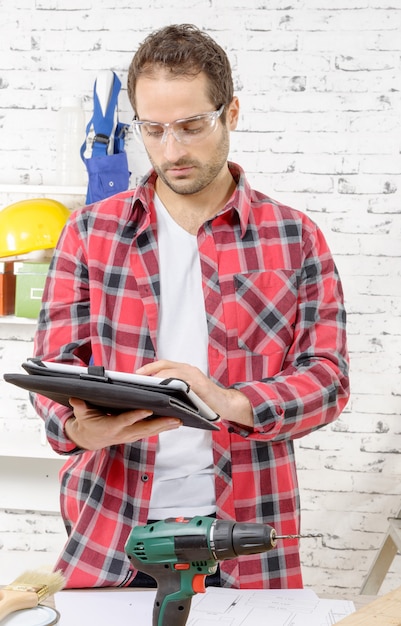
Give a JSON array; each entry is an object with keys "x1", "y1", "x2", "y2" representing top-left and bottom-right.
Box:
[{"x1": 141, "y1": 474, "x2": 149, "y2": 482}]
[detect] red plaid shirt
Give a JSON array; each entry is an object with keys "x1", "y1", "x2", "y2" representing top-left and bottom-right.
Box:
[{"x1": 32, "y1": 162, "x2": 349, "y2": 589}]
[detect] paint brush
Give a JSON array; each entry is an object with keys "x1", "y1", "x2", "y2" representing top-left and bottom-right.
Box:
[{"x1": 0, "y1": 568, "x2": 65, "y2": 621}]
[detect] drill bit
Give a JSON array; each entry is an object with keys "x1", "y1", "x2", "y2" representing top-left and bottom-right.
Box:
[{"x1": 273, "y1": 532, "x2": 323, "y2": 540}]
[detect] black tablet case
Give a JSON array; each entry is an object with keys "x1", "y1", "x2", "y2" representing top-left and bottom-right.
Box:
[{"x1": 4, "y1": 360, "x2": 220, "y2": 431}]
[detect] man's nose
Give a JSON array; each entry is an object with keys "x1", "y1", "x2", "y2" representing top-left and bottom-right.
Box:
[
  {"x1": 160, "y1": 125, "x2": 177, "y2": 144},
  {"x1": 161, "y1": 128, "x2": 187, "y2": 159}
]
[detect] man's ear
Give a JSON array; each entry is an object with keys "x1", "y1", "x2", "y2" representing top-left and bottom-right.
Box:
[{"x1": 226, "y1": 96, "x2": 240, "y2": 131}]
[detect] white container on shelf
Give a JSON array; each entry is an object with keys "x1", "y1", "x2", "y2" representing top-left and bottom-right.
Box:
[{"x1": 56, "y1": 96, "x2": 87, "y2": 186}]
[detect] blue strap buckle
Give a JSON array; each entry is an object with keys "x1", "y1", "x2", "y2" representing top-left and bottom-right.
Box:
[{"x1": 93, "y1": 133, "x2": 109, "y2": 146}]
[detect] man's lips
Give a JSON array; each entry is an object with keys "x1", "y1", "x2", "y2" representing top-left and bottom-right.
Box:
[{"x1": 165, "y1": 164, "x2": 195, "y2": 177}]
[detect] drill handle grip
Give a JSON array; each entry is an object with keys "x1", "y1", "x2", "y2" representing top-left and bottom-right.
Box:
[{"x1": 153, "y1": 590, "x2": 192, "y2": 626}]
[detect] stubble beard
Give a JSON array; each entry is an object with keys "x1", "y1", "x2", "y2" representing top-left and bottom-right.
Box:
[{"x1": 149, "y1": 128, "x2": 230, "y2": 196}]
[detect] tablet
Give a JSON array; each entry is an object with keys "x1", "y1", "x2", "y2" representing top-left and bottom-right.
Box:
[{"x1": 4, "y1": 359, "x2": 220, "y2": 431}]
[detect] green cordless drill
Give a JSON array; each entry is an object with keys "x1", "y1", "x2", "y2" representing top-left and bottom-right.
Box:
[{"x1": 125, "y1": 515, "x2": 319, "y2": 626}]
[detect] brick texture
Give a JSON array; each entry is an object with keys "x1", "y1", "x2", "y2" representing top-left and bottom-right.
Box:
[{"x1": 0, "y1": 1, "x2": 400, "y2": 597}]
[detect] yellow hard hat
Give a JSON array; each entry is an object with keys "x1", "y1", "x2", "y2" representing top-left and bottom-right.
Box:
[{"x1": 0, "y1": 198, "x2": 70, "y2": 258}]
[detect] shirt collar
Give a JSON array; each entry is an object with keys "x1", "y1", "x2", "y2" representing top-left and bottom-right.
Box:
[
  {"x1": 221, "y1": 162, "x2": 252, "y2": 238},
  {"x1": 130, "y1": 162, "x2": 252, "y2": 239}
]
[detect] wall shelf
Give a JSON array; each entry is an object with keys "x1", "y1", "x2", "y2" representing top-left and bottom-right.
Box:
[
  {"x1": 0, "y1": 429, "x2": 61, "y2": 460},
  {"x1": 0, "y1": 183, "x2": 87, "y2": 214},
  {"x1": 0, "y1": 315, "x2": 37, "y2": 324},
  {"x1": 0, "y1": 184, "x2": 87, "y2": 195},
  {"x1": 0, "y1": 456, "x2": 65, "y2": 512},
  {"x1": 0, "y1": 316, "x2": 37, "y2": 340}
]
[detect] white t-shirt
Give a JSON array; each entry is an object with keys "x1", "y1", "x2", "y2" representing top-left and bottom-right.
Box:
[{"x1": 147, "y1": 195, "x2": 216, "y2": 519}]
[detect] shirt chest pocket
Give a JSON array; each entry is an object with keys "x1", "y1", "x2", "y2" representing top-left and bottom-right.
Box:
[{"x1": 233, "y1": 270, "x2": 299, "y2": 356}]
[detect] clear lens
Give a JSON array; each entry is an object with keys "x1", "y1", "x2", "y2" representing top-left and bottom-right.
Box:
[{"x1": 132, "y1": 105, "x2": 225, "y2": 146}]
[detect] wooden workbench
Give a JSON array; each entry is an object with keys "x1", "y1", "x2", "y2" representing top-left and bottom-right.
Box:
[{"x1": 335, "y1": 585, "x2": 401, "y2": 625}]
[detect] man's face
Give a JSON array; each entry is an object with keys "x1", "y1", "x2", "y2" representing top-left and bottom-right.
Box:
[{"x1": 134, "y1": 70, "x2": 238, "y2": 196}]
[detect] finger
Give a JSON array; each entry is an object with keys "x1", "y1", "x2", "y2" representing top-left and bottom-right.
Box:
[
  {"x1": 69, "y1": 397, "x2": 87, "y2": 409},
  {"x1": 128, "y1": 416, "x2": 182, "y2": 438},
  {"x1": 68, "y1": 397, "x2": 99, "y2": 417},
  {"x1": 124, "y1": 411, "x2": 181, "y2": 429},
  {"x1": 136, "y1": 360, "x2": 176, "y2": 376},
  {"x1": 119, "y1": 408, "x2": 155, "y2": 425}
]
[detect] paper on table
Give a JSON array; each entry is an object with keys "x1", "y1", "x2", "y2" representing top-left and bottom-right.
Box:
[
  {"x1": 54, "y1": 587, "x2": 355, "y2": 625},
  {"x1": 190, "y1": 588, "x2": 355, "y2": 625}
]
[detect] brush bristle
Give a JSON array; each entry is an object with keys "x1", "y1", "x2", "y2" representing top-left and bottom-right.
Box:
[{"x1": 6, "y1": 568, "x2": 66, "y2": 600}]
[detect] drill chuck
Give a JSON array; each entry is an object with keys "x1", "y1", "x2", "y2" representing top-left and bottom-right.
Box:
[{"x1": 210, "y1": 519, "x2": 277, "y2": 560}]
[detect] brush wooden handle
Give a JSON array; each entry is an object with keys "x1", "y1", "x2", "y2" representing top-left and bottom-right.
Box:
[{"x1": 0, "y1": 588, "x2": 39, "y2": 621}]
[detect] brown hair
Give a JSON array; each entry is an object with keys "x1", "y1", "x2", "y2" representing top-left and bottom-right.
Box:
[{"x1": 127, "y1": 24, "x2": 233, "y2": 119}]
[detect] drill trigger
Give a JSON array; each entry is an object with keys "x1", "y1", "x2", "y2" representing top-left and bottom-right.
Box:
[{"x1": 192, "y1": 574, "x2": 206, "y2": 594}]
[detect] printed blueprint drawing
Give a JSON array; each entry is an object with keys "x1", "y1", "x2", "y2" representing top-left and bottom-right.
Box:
[{"x1": 188, "y1": 588, "x2": 355, "y2": 625}]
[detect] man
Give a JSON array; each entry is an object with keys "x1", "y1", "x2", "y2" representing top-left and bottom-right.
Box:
[{"x1": 32, "y1": 24, "x2": 349, "y2": 589}]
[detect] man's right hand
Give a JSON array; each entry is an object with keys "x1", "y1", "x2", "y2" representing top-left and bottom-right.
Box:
[{"x1": 65, "y1": 397, "x2": 182, "y2": 450}]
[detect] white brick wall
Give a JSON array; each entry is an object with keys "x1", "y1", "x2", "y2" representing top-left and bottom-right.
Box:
[{"x1": 1, "y1": 1, "x2": 401, "y2": 597}]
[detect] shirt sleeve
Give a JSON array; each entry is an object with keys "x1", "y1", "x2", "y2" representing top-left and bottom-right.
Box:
[{"x1": 31, "y1": 212, "x2": 91, "y2": 454}]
